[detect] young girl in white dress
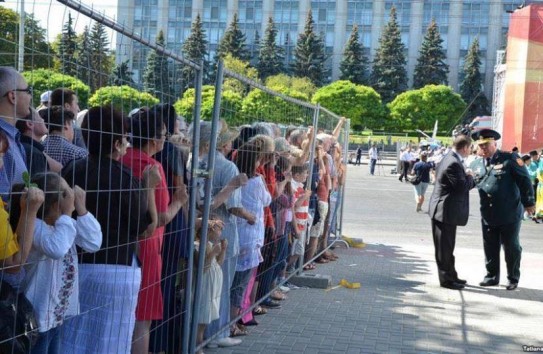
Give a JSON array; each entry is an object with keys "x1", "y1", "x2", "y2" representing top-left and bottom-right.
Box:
[{"x1": 196, "y1": 218, "x2": 227, "y2": 354}]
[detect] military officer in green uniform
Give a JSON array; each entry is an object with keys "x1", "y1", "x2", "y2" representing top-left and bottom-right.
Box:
[{"x1": 469, "y1": 129, "x2": 535, "y2": 290}]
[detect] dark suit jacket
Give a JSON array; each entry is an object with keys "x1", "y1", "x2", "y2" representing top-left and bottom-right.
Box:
[{"x1": 429, "y1": 151, "x2": 475, "y2": 226}]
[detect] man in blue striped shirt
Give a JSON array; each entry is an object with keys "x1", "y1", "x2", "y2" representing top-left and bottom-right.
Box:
[{"x1": 0, "y1": 67, "x2": 32, "y2": 198}]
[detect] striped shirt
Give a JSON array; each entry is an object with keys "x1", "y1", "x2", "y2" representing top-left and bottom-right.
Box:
[{"x1": 292, "y1": 180, "x2": 309, "y2": 232}]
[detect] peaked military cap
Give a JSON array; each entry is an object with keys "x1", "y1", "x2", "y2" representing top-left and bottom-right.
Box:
[{"x1": 471, "y1": 129, "x2": 501, "y2": 145}]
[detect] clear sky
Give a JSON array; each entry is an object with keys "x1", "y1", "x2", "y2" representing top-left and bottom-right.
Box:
[{"x1": 2, "y1": 0, "x2": 118, "y2": 47}]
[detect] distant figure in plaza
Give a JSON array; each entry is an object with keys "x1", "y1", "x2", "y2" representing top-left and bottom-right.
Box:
[
  {"x1": 368, "y1": 143, "x2": 379, "y2": 175},
  {"x1": 412, "y1": 152, "x2": 434, "y2": 212},
  {"x1": 428, "y1": 135, "x2": 475, "y2": 290},
  {"x1": 398, "y1": 146, "x2": 414, "y2": 182},
  {"x1": 528, "y1": 150, "x2": 540, "y2": 204},
  {"x1": 469, "y1": 129, "x2": 535, "y2": 291},
  {"x1": 355, "y1": 145, "x2": 362, "y2": 165}
]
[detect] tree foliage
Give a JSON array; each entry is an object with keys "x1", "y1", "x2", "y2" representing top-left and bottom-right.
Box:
[
  {"x1": 216, "y1": 13, "x2": 249, "y2": 61},
  {"x1": 76, "y1": 26, "x2": 92, "y2": 88},
  {"x1": 88, "y1": 85, "x2": 159, "y2": 115},
  {"x1": 388, "y1": 85, "x2": 466, "y2": 132},
  {"x1": 0, "y1": 9, "x2": 52, "y2": 70},
  {"x1": 370, "y1": 6, "x2": 408, "y2": 103},
  {"x1": 312, "y1": 80, "x2": 385, "y2": 130},
  {"x1": 23, "y1": 68, "x2": 90, "y2": 108},
  {"x1": 265, "y1": 74, "x2": 316, "y2": 100},
  {"x1": 459, "y1": 37, "x2": 491, "y2": 121},
  {"x1": 111, "y1": 60, "x2": 135, "y2": 86},
  {"x1": 413, "y1": 20, "x2": 449, "y2": 89},
  {"x1": 222, "y1": 54, "x2": 259, "y2": 95},
  {"x1": 58, "y1": 13, "x2": 78, "y2": 77},
  {"x1": 181, "y1": 14, "x2": 209, "y2": 90},
  {"x1": 292, "y1": 11, "x2": 328, "y2": 86},
  {"x1": 339, "y1": 25, "x2": 369, "y2": 85},
  {"x1": 174, "y1": 85, "x2": 243, "y2": 124},
  {"x1": 257, "y1": 17, "x2": 284, "y2": 81},
  {"x1": 88, "y1": 22, "x2": 112, "y2": 92},
  {"x1": 242, "y1": 87, "x2": 310, "y2": 126},
  {"x1": 143, "y1": 30, "x2": 173, "y2": 103}
]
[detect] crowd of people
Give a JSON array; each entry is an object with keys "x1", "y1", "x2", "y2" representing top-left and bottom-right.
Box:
[{"x1": 0, "y1": 66, "x2": 348, "y2": 354}]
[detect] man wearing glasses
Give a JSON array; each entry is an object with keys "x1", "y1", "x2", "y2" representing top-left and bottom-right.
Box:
[{"x1": 0, "y1": 67, "x2": 32, "y2": 197}]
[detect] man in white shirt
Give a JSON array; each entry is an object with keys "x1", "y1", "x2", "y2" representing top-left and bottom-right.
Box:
[
  {"x1": 368, "y1": 143, "x2": 379, "y2": 175},
  {"x1": 399, "y1": 147, "x2": 414, "y2": 182}
]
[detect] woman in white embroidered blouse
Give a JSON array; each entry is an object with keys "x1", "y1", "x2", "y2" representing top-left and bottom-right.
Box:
[{"x1": 10, "y1": 172, "x2": 102, "y2": 354}]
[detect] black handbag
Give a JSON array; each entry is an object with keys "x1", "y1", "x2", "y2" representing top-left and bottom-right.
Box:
[
  {"x1": 0, "y1": 279, "x2": 38, "y2": 354},
  {"x1": 407, "y1": 171, "x2": 423, "y2": 185}
]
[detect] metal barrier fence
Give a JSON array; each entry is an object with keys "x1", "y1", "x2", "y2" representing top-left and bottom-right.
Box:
[{"x1": 0, "y1": 4, "x2": 347, "y2": 354}]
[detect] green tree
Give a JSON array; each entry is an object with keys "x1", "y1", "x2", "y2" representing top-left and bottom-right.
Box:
[
  {"x1": 292, "y1": 11, "x2": 328, "y2": 86},
  {"x1": 388, "y1": 85, "x2": 466, "y2": 132},
  {"x1": 181, "y1": 14, "x2": 209, "y2": 90},
  {"x1": 23, "y1": 68, "x2": 90, "y2": 107},
  {"x1": 242, "y1": 87, "x2": 309, "y2": 125},
  {"x1": 222, "y1": 54, "x2": 260, "y2": 95},
  {"x1": 413, "y1": 20, "x2": 449, "y2": 89},
  {"x1": 339, "y1": 25, "x2": 369, "y2": 85},
  {"x1": 216, "y1": 13, "x2": 249, "y2": 61},
  {"x1": 143, "y1": 30, "x2": 173, "y2": 102},
  {"x1": 88, "y1": 22, "x2": 112, "y2": 92},
  {"x1": 257, "y1": 17, "x2": 284, "y2": 80},
  {"x1": 174, "y1": 85, "x2": 243, "y2": 124},
  {"x1": 370, "y1": 6, "x2": 408, "y2": 103},
  {"x1": 88, "y1": 85, "x2": 159, "y2": 115},
  {"x1": 312, "y1": 80, "x2": 385, "y2": 130},
  {"x1": 460, "y1": 37, "x2": 491, "y2": 121},
  {"x1": 111, "y1": 60, "x2": 135, "y2": 86},
  {"x1": 58, "y1": 13, "x2": 78, "y2": 77},
  {"x1": 76, "y1": 26, "x2": 92, "y2": 87},
  {"x1": 0, "y1": 8, "x2": 52, "y2": 69},
  {"x1": 265, "y1": 74, "x2": 316, "y2": 100}
]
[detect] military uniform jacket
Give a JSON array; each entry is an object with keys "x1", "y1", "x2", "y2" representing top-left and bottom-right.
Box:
[
  {"x1": 469, "y1": 150, "x2": 535, "y2": 226},
  {"x1": 429, "y1": 151, "x2": 474, "y2": 226}
]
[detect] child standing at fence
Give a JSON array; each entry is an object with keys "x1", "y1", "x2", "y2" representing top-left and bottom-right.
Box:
[
  {"x1": 287, "y1": 164, "x2": 312, "y2": 272},
  {"x1": 12, "y1": 172, "x2": 102, "y2": 354},
  {"x1": 230, "y1": 141, "x2": 271, "y2": 337},
  {"x1": 195, "y1": 218, "x2": 226, "y2": 353}
]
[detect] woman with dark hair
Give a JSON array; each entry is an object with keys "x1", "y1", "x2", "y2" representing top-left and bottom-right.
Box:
[
  {"x1": 148, "y1": 104, "x2": 189, "y2": 353},
  {"x1": 121, "y1": 109, "x2": 188, "y2": 354},
  {"x1": 61, "y1": 106, "x2": 159, "y2": 354}
]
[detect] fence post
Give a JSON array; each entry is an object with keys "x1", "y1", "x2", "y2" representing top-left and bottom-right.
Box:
[
  {"x1": 182, "y1": 62, "x2": 205, "y2": 354},
  {"x1": 337, "y1": 118, "x2": 350, "y2": 240},
  {"x1": 296, "y1": 103, "x2": 320, "y2": 274},
  {"x1": 188, "y1": 60, "x2": 225, "y2": 354}
]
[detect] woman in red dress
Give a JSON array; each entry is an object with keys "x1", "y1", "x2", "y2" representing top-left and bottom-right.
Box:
[{"x1": 121, "y1": 109, "x2": 187, "y2": 354}]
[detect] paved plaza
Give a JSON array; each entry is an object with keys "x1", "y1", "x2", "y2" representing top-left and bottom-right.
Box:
[{"x1": 208, "y1": 163, "x2": 543, "y2": 354}]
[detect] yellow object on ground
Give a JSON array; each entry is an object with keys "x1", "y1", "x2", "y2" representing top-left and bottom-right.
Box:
[
  {"x1": 339, "y1": 279, "x2": 361, "y2": 289},
  {"x1": 341, "y1": 236, "x2": 366, "y2": 248}
]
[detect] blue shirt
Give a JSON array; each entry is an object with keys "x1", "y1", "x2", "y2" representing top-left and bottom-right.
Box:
[{"x1": 0, "y1": 119, "x2": 28, "y2": 198}]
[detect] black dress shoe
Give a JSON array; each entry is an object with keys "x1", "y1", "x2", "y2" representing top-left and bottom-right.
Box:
[
  {"x1": 454, "y1": 278, "x2": 467, "y2": 285},
  {"x1": 440, "y1": 281, "x2": 465, "y2": 290},
  {"x1": 479, "y1": 279, "x2": 499, "y2": 287},
  {"x1": 506, "y1": 282, "x2": 518, "y2": 290}
]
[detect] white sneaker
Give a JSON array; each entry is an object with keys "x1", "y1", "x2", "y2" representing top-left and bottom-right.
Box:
[
  {"x1": 216, "y1": 337, "x2": 242, "y2": 347},
  {"x1": 206, "y1": 341, "x2": 219, "y2": 348},
  {"x1": 278, "y1": 285, "x2": 290, "y2": 293},
  {"x1": 285, "y1": 282, "x2": 300, "y2": 290}
]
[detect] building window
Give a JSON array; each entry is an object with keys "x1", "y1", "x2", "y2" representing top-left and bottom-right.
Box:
[{"x1": 211, "y1": 7, "x2": 219, "y2": 19}]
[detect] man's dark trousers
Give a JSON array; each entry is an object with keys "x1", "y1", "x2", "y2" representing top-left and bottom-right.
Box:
[
  {"x1": 482, "y1": 221, "x2": 522, "y2": 284},
  {"x1": 431, "y1": 219, "x2": 458, "y2": 284}
]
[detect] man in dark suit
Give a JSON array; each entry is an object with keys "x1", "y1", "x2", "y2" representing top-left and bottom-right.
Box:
[
  {"x1": 469, "y1": 129, "x2": 535, "y2": 290},
  {"x1": 429, "y1": 135, "x2": 475, "y2": 290}
]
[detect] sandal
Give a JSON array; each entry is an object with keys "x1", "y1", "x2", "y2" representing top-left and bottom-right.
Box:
[
  {"x1": 230, "y1": 323, "x2": 248, "y2": 337},
  {"x1": 315, "y1": 257, "x2": 330, "y2": 264},
  {"x1": 303, "y1": 263, "x2": 316, "y2": 271},
  {"x1": 253, "y1": 306, "x2": 268, "y2": 316},
  {"x1": 270, "y1": 290, "x2": 287, "y2": 301}
]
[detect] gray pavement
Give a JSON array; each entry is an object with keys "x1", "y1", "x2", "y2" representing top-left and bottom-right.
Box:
[{"x1": 208, "y1": 164, "x2": 543, "y2": 354}]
